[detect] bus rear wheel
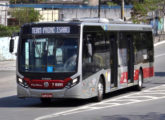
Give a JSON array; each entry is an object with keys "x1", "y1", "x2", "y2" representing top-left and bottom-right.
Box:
[
  {"x1": 40, "y1": 98, "x2": 52, "y2": 104},
  {"x1": 95, "y1": 78, "x2": 104, "y2": 102},
  {"x1": 135, "y1": 70, "x2": 143, "y2": 91}
]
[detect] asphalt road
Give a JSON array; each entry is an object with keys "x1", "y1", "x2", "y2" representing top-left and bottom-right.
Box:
[{"x1": 0, "y1": 42, "x2": 165, "y2": 120}]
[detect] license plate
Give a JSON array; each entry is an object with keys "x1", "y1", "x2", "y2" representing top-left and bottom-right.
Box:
[{"x1": 41, "y1": 93, "x2": 53, "y2": 98}]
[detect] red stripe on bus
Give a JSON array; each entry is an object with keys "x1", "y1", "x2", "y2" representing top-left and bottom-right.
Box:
[
  {"x1": 120, "y1": 67, "x2": 154, "y2": 84},
  {"x1": 24, "y1": 77, "x2": 71, "y2": 89},
  {"x1": 134, "y1": 69, "x2": 139, "y2": 81},
  {"x1": 120, "y1": 72, "x2": 128, "y2": 84},
  {"x1": 143, "y1": 67, "x2": 154, "y2": 78}
]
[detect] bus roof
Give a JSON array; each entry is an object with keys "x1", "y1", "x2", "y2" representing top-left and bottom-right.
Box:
[{"x1": 22, "y1": 18, "x2": 152, "y2": 32}]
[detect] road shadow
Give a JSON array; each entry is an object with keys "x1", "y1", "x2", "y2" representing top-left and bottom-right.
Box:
[
  {"x1": 155, "y1": 72, "x2": 165, "y2": 77},
  {"x1": 0, "y1": 87, "x2": 137, "y2": 108},
  {"x1": 0, "y1": 95, "x2": 90, "y2": 108},
  {"x1": 104, "y1": 86, "x2": 141, "y2": 100},
  {"x1": 102, "y1": 112, "x2": 165, "y2": 120}
]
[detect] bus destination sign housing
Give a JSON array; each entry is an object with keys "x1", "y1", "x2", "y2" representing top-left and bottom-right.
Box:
[
  {"x1": 22, "y1": 24, "x2": 80, "y2": 35},
  {"x1": 32, "y1": 27, "x2": 70, "y2": 34}
]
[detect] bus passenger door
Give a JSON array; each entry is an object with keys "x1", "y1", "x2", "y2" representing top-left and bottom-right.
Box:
[
  {"x1": 127, "y1": 35, "x2": 134, "y2": 83},
  {"x1": 110, "y1": 34, "x2": 118, "y2": 88}
]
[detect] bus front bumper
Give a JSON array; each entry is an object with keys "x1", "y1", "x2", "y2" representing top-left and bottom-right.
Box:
[{"x1": 17, "y1": 84, "x2": 83, "y2": 99}]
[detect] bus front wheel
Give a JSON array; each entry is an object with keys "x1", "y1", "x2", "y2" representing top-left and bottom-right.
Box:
[{"x1": 95, "y1": 78, "x2": 104, "y2": 102}]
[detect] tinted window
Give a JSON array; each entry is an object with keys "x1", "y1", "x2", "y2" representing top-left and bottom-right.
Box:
[
  {"x1": 134, "y1": 31, "x2": 154, "y2": 64},
  {"x1": 82, "y1": 26, "x2": 106, "y2": 79},
  {"x1": 20, "y1": 36, "x2": 78, "y2": 73},
  {"x1": 118, "y1": 32, "x2": 128, "y2": 66}
]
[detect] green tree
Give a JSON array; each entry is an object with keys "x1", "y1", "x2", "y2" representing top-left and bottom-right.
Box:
[
  {"x1": 10, "y1": 0, "x2": 29, "y2": 4},
  {"x1": 131, "y1": 0, "x2": 163, "y2": 23},
  {"x1": 0, "y1": 25, "x2": 19, "y2": 37},
  {"x1": 105, "y1": 0, "x2": 164, "y2": 23},
  {"x1": 10, "y1": 8, "x2": 42, "y2": 26}
]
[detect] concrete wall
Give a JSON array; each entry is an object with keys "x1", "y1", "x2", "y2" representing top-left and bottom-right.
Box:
[
  {"x1": 39, "y1": 9, "x2": 59, "y2": 22},
  {"x1": 60, "y1": 8, "x2": 131, "y2": 20},
  {"x1": 0, "y1": 37, "x2": 18, "y2": 61},
  {"x1": 88, "y1": 0, "x2": 99, "y2": 6}
]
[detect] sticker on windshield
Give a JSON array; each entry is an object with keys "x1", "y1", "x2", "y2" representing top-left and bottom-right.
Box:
[
  {"x1": 56, "y1": 48, "x2": 63, "y2": 64},
  {"x1": 47, "y1": 66, "x2": 53, "y2": 72}
]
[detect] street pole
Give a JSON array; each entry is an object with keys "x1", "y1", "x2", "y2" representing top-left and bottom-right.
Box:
[
  {"x1": 155, "y1": 10, "x2": 159, "y2": 36},
  {"x1": 98, "y1": 0, "x2": 101, "y2": 18},
  {"x1": 121, "y1": 0, "x2": 124, "y2": 20}
]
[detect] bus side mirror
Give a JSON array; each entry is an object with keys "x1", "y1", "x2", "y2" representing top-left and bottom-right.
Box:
[
  {"x1": 9, "y1": 32, "x2": 19, "y2": 54},
  {"x1": 9, "y1": 38, "x2": 14, "y2": 53},
  {"x1": 87, "y1": 43, "x2": 92, "y2": 57}
]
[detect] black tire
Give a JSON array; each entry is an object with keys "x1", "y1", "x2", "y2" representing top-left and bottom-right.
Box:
[
  {"x1": 40, "y1": 98, "x2": 52, "y2": 104},
  {"x1": 95, "y1": 78, "x2": 104, "y2": 102},
  {"x1": 135, "y1": 70, "x2": 143, "y2": 91}
]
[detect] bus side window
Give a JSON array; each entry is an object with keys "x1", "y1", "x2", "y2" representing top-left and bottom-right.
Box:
[
  {"x1": 82, "y1": 33, "x2": 94, "y2": 79},
  {"x1": 118, "y1": 32, "x2": 128, "y2": 67},
  {"x1": 82, "y1": 26, "x2": 106, "y2": 80},
  {"x1": 83, "y1": 34, "x2": 93, "y2": 62}
]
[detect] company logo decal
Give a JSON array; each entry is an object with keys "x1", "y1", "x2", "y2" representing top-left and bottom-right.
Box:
[{"x1": 44, "y1": 82, "x2": 49, "y2": 88}]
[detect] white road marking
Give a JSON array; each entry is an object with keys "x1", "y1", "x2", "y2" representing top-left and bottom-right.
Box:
[
  {"x1": 108, "y1": 99, "x2": 140, "y2": 102},
  {"x1": 154, "y1": 41, "x2": 165, "y2": 58},
  {"x1": 0, "y1": 67, "x2": 16, "y2": 71},
  {"x1": 155, "y1": 53, "x2": 165, "y2": 58},
  {"x1": 141, "y1": 92, "x2": 165, "y2": 95},
  {"x1": 126, "y1": 95, "x2": 158, "y2": 99},
  {"x1": 154, "y1": 40, "x2": 165, "y2": 47},
  {"x1": 35, "y1": 85, "x2": 165, "y2": 120}
]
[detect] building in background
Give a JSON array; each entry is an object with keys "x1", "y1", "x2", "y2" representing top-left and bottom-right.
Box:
[
  {"x1": 37, "y1": 9, "x2": 59, "y2": 22},
  {"x1": 0, "y1": 1, "x2": 9, "y2": 26},
  {"x1": 0, "y1": 1, "x2": 133, "y2": 26},
  {"x1": 0, "y1": 1, "x2": 164, "y2": 32},
  {"x1": 8, "y1": 4, "x2": 132, "y2": 22},
  {"x1": 8, "y1": 7, "x2": 59, "y2": 23}
]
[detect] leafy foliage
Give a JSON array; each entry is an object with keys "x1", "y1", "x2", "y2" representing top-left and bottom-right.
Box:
[
  {"x1": 107, "y1": 1, "x2": 117, "y2": 6},
  {"x1": 10, "y1": 0, "x2": 45, "y2": 4},
  {"x1": 131, "y1": 0, "x2": 163, "y2": 23},
  {"x1": 10, "y1": 8, "x2": 42, "y2": 26},
  {"x1": 106, "y1": 0, "x2": 135, "y2": 5},
  {"x1": 0, "y1": 25, "x2": 19, "y2": 37},
  {"x1": 105, "y1": 0, "x2": 164, "y2": 23}
]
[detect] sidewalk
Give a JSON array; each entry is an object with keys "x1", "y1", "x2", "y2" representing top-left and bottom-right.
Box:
[{"x1": 0, "y1": 61, "x2": 16, "y2": 71}]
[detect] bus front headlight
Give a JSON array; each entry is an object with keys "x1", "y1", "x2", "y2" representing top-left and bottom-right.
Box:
[
  {"x1": 17, "y1": 77, "x2": 29, "y2": 88},
  {"x1": 18, "y1": 78, "x2": 23, "y2": 83},
  {"x1": 65, "y1": 77, "x2": 79, "y2": 89}
]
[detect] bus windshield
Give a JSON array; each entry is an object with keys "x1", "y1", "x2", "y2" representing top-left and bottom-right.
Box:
[{"x1": 19, "y1": 36, "x2": 79, "y2": 73}]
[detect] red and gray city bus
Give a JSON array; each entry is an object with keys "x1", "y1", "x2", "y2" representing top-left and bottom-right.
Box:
[{"x1": 9, "y1": 18, "x2": 154, "y2": 103}]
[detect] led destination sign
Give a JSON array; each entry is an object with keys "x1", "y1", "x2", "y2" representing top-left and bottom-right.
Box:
[
  {"x1": 32, "y1": 27, "x2": 71, "y2": 34},
  {"x1": 22, "y1": 24, "x2": 80, "y2": 35}
]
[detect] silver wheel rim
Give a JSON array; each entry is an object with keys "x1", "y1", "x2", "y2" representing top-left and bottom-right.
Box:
[{"x1": 98, "y1": 82, "x2": 103, "y2": 96}]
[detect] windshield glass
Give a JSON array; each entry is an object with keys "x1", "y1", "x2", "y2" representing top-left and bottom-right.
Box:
[{"x1": 20, "y1": 36, "x2": 78, "y2": 73}]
